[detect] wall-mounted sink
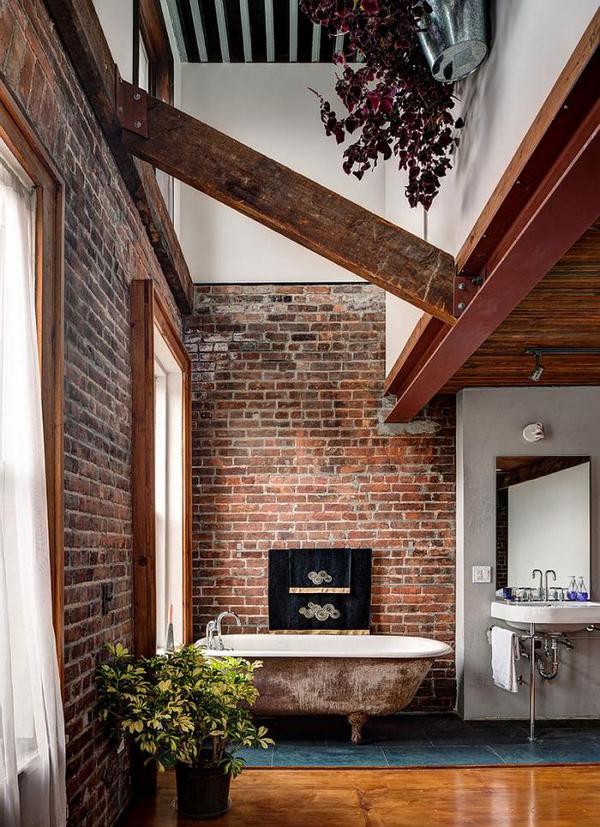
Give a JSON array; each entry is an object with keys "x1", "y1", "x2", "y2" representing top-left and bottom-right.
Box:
[{"x1": 491, "y1": 600, "x2": 600, "y2": 632}]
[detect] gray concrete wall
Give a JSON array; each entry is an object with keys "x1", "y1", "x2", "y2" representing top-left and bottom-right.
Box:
[{"x1": 456, "y1": 387, "x2": 600, "y2": 719}]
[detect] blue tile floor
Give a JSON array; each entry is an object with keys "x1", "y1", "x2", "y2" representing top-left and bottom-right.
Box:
[{"x1": 239, "y1": 715, "x2": 600, "y2": 768}]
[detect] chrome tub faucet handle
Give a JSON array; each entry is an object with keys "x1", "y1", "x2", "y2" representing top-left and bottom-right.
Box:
[{"x1": 206, "y1": 619, "x2": 217, "y2": 650}]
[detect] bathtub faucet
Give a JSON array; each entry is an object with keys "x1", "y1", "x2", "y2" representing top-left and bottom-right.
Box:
[{"x1": 206, "y1": 611, "x2": 241, "y2": 650}]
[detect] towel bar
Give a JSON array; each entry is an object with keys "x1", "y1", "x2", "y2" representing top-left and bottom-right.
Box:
[{"x1": 486, "y1": 623, "x2": 538, "y2": 741}]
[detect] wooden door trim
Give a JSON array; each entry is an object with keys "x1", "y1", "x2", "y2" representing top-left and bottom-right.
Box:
[
  {"x1": 130, "y1": 282, "x2": 192, "y2": 655},
  {"x1": 130, "y1": 280, "x2": 157, "y2": 656}
]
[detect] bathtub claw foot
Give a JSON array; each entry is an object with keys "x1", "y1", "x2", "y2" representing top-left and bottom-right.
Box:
[{"x1": 348, "y1": 712, "x2": 369, "y2": 744}]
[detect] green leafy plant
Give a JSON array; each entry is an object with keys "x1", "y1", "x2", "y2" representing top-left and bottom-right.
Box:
[{"x1": 96, "y1": 643, "x2": 273, "y2": 777}]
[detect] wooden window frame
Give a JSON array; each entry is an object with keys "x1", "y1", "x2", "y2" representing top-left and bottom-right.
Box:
[
  {"x1": 0, "y1": 78, "x2": 65, "y2": 682},
  {"x1": 130, "y1": 280, "x2": 192, "y2": 656},
  {"x1": 138, "y1": 0, "x2": 174, "y2": 104}
]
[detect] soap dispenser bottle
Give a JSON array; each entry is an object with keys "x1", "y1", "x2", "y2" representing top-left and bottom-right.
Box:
[
  {"x1": 576, "y1": 577, "x2": 589, "y2": 602},
  {"x1": 567, "y1": 576, "x2": 578, "y2": 601}
]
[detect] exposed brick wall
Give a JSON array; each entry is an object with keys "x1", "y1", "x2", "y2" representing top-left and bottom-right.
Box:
[
  {"x1": 1, "y1": 2, "x2": 180, "y2": 824},
  {"x1": 185, "y1": 284, "x2": 456, "y2": 711},
  {"x1": 496, "y1": 488, "x2": 509, "y2": 589}
]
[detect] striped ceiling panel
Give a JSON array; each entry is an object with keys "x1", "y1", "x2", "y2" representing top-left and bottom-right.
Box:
[{"x1": 166, "y1": 0, "x2": 363, "y2": 63}]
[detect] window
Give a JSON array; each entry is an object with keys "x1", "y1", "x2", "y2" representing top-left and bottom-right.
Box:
[
  {"x1": 0, "y1": 136, "x2": 39, "y2": 773},
  {"x1": 130, "y1": 281, "x2": 191, "y2": 656},
  {"x1": 138, "y1": 0, "x2": 173, "y2": 104},
  {"x1": 138, "y1": 31, "x2": 150, "y2": 93},
  {"x1": 0, "y1": 80, "x2": 65, "y2": 823},
  {"x1": 154, "y1": 325, "x2": 184, "y2": 650},
  {"x1": 138, "y1": 0, "x2": 175, "y2": 217}
]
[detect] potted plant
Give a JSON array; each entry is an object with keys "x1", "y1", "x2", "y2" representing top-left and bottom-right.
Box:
[
  {"x1": 300, "y1": 0, "x2": 465, "y2": 209},
  {"x1": 96, "y1": 643, "x2": 273, "y2": 820}
]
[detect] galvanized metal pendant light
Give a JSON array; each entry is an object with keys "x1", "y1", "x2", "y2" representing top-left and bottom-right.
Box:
[{"x1": 418, "y1": 0, "x2": 489, "y2": 83}]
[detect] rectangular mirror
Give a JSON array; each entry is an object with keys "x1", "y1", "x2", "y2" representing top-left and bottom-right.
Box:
[{"x1": 496, "y1": 456, "x2": 591, "y2": 595}]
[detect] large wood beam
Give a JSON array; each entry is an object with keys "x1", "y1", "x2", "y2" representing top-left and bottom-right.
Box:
[
  {"x1": 45, "y1": 0, "x2": 194, "y2": 313},
  {"x1": 119, "y1": 91, "x2": 456, "y2": 323},
  {"x1": 386, "y1": 31, "x2": 600, "y2": 422}
]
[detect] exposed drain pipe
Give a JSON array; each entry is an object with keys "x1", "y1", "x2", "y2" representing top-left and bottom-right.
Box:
[
  {"x1": 417, "y1": 0, "x2": 489, "y2": 83},
  {"x1": 536, "y1": 634, "x2": 573, "y2": 681}
]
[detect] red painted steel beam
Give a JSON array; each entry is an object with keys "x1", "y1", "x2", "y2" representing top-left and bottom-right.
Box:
[
  {"x1": 384, "y1": 314, "x2": 448, "y2": 397},
  {"x1": 386, "y1": 53, "x2": 600, "y2": 423}
]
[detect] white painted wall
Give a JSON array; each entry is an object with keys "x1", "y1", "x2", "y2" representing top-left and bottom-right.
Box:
[
  {"x1": 91, "y1": 0, "x2": 134, "y2": 83},
  {"x1": 456, "y1": 388, "x2": 600, "y2": 720},
  {"x1": 507, "y1": 464, "x2": 590, "y2": 590},
  {"x1": 179, "y1": 63, "x2": 385, "y2": 284},
  {"x1": 383, "y1": 167, "x2": 424, "y2": 372},
  {"x1": 402, "y1": 0, "x2": 598, "y2": 258}
]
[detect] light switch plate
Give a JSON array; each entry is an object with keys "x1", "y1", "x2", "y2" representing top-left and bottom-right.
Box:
[{"x1": 472, "y1": 565, "x2": 492, "y2": 584}]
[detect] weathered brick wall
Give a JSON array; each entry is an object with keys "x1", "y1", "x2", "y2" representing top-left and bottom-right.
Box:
[
  {"x1": 1, "y1": 1, "x2": 180, "y2": 824},
  {"x1": 186, "y1": 284, "x2": 456, "y2": 711},
  {"x1": 496, "y1": 488, "x2": 509, "y2": 589}
]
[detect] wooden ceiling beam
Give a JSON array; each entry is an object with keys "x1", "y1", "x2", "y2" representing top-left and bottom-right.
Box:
[
  {"x1": 48, "y1": 0, "x2": 456, "y2": 321},
  {"x1": 118, "y1": 89, "x2": 457, "y2": 324},
  {"x1": 45, "y1": 0, "x2": 194, "y2": 313}
]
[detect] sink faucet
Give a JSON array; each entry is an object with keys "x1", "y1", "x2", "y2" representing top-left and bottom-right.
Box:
[
  {"x1": 544, "y1": 569, "x2": 557, "y2": 601},
  {"x1": 205, "y1": 611, "x2": 241, "y2": 650},
  {"x1": 532, "y1": 569, "x2": 543, "y2": 600}
]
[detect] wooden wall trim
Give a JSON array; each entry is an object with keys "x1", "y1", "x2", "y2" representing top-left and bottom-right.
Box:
[
  {"x1": 130, "y1": 281, "x2": 192, "y2": 654},
  {"x1": 130, "y1": 280, "x2": 157, "y2": 656},
  {"x1": 0, "y1": 77, "x2": 65, "y2": 684},
  {"x1": 46, "y1": 0, "x2": 194, "y2": 313}
]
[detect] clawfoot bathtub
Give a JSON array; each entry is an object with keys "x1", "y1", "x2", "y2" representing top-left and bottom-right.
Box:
[{"x1": 201, "y1": 633, "x2": 452, "y2": 743}]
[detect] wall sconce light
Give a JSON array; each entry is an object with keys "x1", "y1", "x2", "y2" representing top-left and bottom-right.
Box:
[{"x1": 523, "y1": 422, "x2": 545, "y2": 443}]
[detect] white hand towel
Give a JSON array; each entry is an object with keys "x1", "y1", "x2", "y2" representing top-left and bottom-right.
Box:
[{"x1": 490, "y1": 625, "x2": 520, "y2": 693}]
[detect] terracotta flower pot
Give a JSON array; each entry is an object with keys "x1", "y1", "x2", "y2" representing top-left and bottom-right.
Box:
[{"x1": 175, "y1": 762, "x2": 232, "y2": 820}]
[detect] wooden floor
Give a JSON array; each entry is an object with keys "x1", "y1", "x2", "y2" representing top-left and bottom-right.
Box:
[{"x1": 120, "y1": 766, "x2": 600, "y2": 826}]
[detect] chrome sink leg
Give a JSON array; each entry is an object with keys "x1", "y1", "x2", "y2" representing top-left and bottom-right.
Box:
[{"x1": 528, "y1": 622, "x2": 536, "y2": 742}]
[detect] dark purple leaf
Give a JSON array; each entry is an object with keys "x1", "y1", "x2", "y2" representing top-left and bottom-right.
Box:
[{"x1": 300, "y1": 0, "x2": 459, "y2": 209}]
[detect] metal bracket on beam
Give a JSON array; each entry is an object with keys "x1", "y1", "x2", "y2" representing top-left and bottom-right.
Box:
[
  {"x1": 453, "y1": 273, "x2": 484, "y2": 316},
  {"x1": 115, "y1": 70, "x2": 148, "y2": 138}
]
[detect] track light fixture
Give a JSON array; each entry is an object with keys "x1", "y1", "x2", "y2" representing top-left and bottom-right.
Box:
[
  {"x1": 529, "y1": 351, "x2": 544, "y2": 382},
  {"x1": 525, "y1": 347, "x2": 600, "y2": 383}
]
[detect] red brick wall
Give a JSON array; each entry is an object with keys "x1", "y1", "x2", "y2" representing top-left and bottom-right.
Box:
[
  {"x1": 185, "y1": 284, "x2": 456, "y2": 711},
  {"x1": 1, "y1": 2, "x2": 180, "y2": 824},
  {"x1": 496, "y1": 488, "x2": 509, "y2": 589}
]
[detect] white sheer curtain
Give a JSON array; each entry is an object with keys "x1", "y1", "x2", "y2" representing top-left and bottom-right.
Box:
[{"x1": 0, "y1": 146, "x2": 66, "y2": 825}]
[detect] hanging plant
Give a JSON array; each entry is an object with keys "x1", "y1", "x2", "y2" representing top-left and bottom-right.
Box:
[{"x1": 301, "y1": 0, "x2": 464, "y2": 209}]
